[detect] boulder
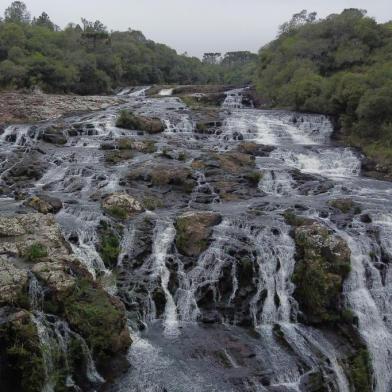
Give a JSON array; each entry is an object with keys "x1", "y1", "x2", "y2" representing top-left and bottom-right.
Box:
[
  {"x1": 41, "y1": 126, "x2": 67, "y2": 145},
  {"x1": 116, "y1": 111, "x2": 165, "y2": 134},
  {"x1": 25, "y1": 195, "x2": 63, "y2": 214},
  {"x1": 102, "y1": 193, "x2": 144, "y2": 219},
  {"x1": 175, "y1": 211, "x2": 222, "y2": 257}
]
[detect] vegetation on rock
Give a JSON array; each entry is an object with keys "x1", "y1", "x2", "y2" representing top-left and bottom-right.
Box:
[{"x1": 116, "y1": 110, "x2": 165, "y2": 134}]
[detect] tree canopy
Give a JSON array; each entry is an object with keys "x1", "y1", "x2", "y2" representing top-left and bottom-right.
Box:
[{"x1": 0, "y1": 2, "x2": 256, "y2": 94}]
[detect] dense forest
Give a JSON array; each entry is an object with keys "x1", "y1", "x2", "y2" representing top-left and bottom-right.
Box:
[
  {"x1": 0, "y1": 1, "x2": 255, "y2": 94},
  {"x1": 254, "y1": 9, "x2": 392, "y2": 162}
]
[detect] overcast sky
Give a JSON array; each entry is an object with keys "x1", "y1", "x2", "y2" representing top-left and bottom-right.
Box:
[{"x1": 0, "y1": 0, "x2": 391, "y2": 57}]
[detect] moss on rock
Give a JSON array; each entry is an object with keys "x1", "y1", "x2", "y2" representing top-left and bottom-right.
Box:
[
  {"x1": 291, "y1": 222, "x2": 351, "y2": 324},
  {"x1": 116, "y1": 110, "x2": 165, "y2": 134},
  {"x1": 0, "y1": 310, "x2": 45, "y2": 392}
]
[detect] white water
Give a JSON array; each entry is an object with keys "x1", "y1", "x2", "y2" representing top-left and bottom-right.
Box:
[{"x1": 151, "y1": 220, "x2": 179, "y2": 337}]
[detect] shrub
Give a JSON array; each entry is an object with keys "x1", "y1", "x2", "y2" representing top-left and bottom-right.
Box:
[{"x1": 24, "y1": 243, "x2": 48, "y2": 261}]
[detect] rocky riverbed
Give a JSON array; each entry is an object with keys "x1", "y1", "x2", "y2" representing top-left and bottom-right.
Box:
[{"x1": 0, "y1": 86, "x2": 392, "y2": 391}]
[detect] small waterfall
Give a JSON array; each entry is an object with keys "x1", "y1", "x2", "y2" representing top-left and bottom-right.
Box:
[
  {"x1": 270, "y1": 147, "x2": 361, "y2": 178},
  {"x1": 188, "y1": 171, "x2": 220, "y2": 206},
  {"x1": 163, "y1": 116, "x2": 193, "y2": 134},
  {"x1": 339, "y1": 220, "x2": 392, "y2": 392},
  {"x1": 222, "y1": 89, "x2": 244, "y2": 109},
  {"x1": 159, "y1": 88, "x2": 174, "y2": 96},
  {"x1": 251, "y1": 224, "x2": 296, "y2": 325},
  {"x1": 151, "y1": 220, "x2": 179, "y2": 337},
  {"x1": 0, "y1": 124, "x2": 39, "y2": 147},
  {"x1": 28, "y1": 275, "x2": 104, "y2": 390},
  {"x1": 259, "y1": 170, "x2": 296, "y2": 196}
]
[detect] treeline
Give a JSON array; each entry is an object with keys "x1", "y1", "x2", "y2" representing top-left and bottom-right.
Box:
[
  {"x1": 0, "y1": 1, "x2": 255, "y2": 94},
  {"x1": 254, "y1": 9, "x2": 392, "y2": 159}
]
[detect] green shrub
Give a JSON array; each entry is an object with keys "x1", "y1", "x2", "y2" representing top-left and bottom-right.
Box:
[
  {"x1": 115, "y1": 111, "x2": 139, "y2": 130},
  {"x1": 24, "y1": 243, "x2": 48, "y2": 261}
]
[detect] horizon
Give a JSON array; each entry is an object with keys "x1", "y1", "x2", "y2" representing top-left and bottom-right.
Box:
[{"x1": 0, "y1": 0, "x2": 390, "y2": 58}]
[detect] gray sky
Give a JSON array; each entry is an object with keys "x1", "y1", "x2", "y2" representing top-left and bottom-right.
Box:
[{"x1": 1, "y1": 0, "x2": 391, "y2": 57}]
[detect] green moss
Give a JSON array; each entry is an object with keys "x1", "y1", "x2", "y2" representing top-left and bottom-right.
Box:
[
  {"x1": 244, "y1": 171, "x2": 262, "y2": 185},
  {"x1": 106, "y1": 205, "x2": 128, "y2": 220},
  {"x1": 292, "y1": 225, "x2": 351, "y2": 323},
  {"x1": 105, "y1": 150, "x2": 133, "y2": 164},
  {"x1": 24, "y1": 243, "x2": 48, "y2": 262},
  {"x1": 347, "y1": 349, "x2": 372, "y2": 391},
  {"x1": 61, "y1": 278, "x2": 125, "y2": 363},
  {"x1": 329, "y1": 198, "x2": 361, "y2": 214},
  {"x1": 116, "y1": 110, "x2": 139, "y2": 130},
  {"x1": 0, "y1": 315, "x2": 45, "y2": 392},
  {"x1": 143, "y1": 196, "x2": 164, "y2": 211},
  {"x1": 99, "y1": 232, "x2": 120, "y2": 268},
  {"x1": 283, "y1": 209, "x2": 307, "y2": 227},
  {"x1": 117, "y1": 138, "x2": 133, "y2": 150}
]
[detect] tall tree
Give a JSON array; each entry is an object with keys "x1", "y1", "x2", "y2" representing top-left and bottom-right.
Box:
[{"x1": 4, "y1": 1, "x2": 30, "y2": 24}]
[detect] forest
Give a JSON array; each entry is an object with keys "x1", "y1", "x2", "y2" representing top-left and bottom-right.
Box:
[
  {"x1": 0, "y1": 1, "x2": 255, "y2": 94},
  {"x1": 254, "y1": 9, "x2": 392, "y2": 162}
]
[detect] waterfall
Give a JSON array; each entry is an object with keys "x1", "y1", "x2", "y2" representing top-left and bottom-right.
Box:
[
  {"x1": 28, "y1": 275, "x2": 104, "y2": 390},
  {"x1": 259, "y1": 170, "x2": 296, "y2": 196},
  {"x1": 188, "y1": 171, "x2": 220, "y2": 206},
  {"x1": 339, "y1": 219, "x2": 392, "y2": 392},
  {"x1": 151, "y1": 220, "x2": 179, "y2": 337},
  {"x1": 222, "y1": 89, "x2": 244, "y2": 109}
]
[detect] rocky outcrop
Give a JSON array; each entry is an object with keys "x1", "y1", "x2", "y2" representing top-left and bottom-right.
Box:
[
  {"x1": 0, "y1": 213, "x2": 131, "y2": 391},
  {"x1": 291, "y1": 221, "x2": 351, "y2": 324},
  {"x1": 102, "y1": 193, "x2": 144, "y2": 219},
  {"x1": 175, "y1": 211, "x2": 222, "y2": 257}
]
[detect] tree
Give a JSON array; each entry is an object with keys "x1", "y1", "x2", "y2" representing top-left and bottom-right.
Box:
[
  {"x1": 33, "y1": 12, "x2": 55, "y2": 31},
  {"x1": 279, "y1": 10, "x2": 317, "y2": 35},
  {"x1": 4, "y1": 1, "x2": 30, "y2": 24},
  {"x1": 202, "y1": 53, "x2": 222, "y2": 65}
]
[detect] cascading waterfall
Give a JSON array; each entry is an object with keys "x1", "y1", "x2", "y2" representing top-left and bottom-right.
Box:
[
  {"x1": 28, "y1": 275, "x2": 104, "y2": 390},
  {"x1": 338, "y1": 217, "x2": 392, "y2": 392},
  {"x1": 151, "y1": 220, "x2": 179, "y2": 337},
  {"x1": 5, "y1": 85, "x2": 392, "y2": 391}
]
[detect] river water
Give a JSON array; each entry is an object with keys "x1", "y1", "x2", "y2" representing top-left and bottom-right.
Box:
[{"x1": 1, "y1": 88, "x2": 392, "y2": 391}]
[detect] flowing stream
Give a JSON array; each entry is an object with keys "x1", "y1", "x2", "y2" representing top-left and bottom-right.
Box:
[{"x1": 1, "y1": 87, "x2": 392, "y2": 391}]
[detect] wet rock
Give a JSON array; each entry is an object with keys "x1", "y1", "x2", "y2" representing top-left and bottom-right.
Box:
[
  {"x1": 102, "y1": 193, "x2": 144, "y2": 220},
  {"x1": 237, "y1": 142, "x2": 275, "y2": 157},
  {"x1": 329, "y1": 198, "x2": 361, "y2": 214},
  {"x1": 291, "y1": 222, "x2": 351, "y2": 324},
  {"x1": 0, "y1": 258, "x2": 28, "y2": 305},
  {"x1": 32, "y1": 259, "x2": 79, "y2": 293},
  {"x1": 25, "y1": 194, "x2": 63, "y2": 214},
  {"x1": 105, "y1": 150, "x2": 133, "y2": 164},
  {"x1": 40, "y1": 125, "x2": 67, "y2": 145},
  {"x1": 116, "y1": 110, "x2": 165, "y2": 134},
  {"x1": 128, "y1": 161, "x2": 195, "y2": 193},
  {"x1": 175, "y1": 211, "x2": 222, "y2": 257}
]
